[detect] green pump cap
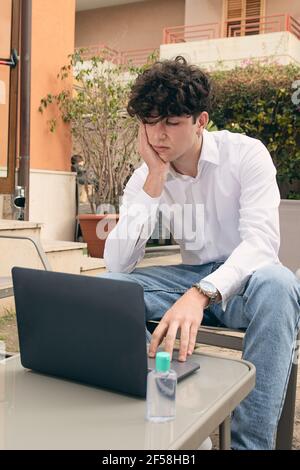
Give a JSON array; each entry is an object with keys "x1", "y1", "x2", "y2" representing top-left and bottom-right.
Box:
[{"x1": 155, "y1": 351, "x2": 171, "y2": 372}]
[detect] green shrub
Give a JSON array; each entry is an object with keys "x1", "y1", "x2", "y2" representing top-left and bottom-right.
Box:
[{"x1": 210, "y1": 62, "x2": 300, "y2": 199}]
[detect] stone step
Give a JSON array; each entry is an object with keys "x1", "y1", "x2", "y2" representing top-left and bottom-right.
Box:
[
  {"x1": 0, "y1": 238, "x2": 88, "y2": 315},
  {"x1": 41, "y1": 239, "x2": 87, "y2": 275},
  {"x1": 0, "y1": 296, "x2": 15, "y2": 318},
  {"x1": 42, "y1": 239, "x2": 87, "y2": 253},
  {"x1": 0, "y1": 247, "x2": 183, "y2": 316},
  {"x1": 0, "y1": 276, "x2": 14, "y2": 317},
  {"x1": 0, "y1": 277, "x2": 13, "y2": 297},
  {"x1": 80, "y1": 256, "x2": 106, "y2": 276},
  {"x1": 0, "y1": 237, "x2": 87, "y2": 277},
  {"x1": 0, "y1": 219, "x2": 42, "y2": 238}
]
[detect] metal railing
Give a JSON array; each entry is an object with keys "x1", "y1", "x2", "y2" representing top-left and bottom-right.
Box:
[
  {"x1": 77, "y1": 44, "x2": 157, "y2": 66},
  {"x1": 121, "y1": 48, "x2": 158, "y2": 66},
  {"x1": 79, "y1": 44, "x2": 120, "y2": 63},
  {"x1": 0, "y1": 234, "x2": 51, "y2": 299},
  {"x1": 163, "y1": 22, "x2": 220, "y2": 43},
  {"x1": 163, "y1": 13, "x2": 300, "y2": 44},
  {"x1": 289, "y1": 15, "x2": 300, "y2": 39}
]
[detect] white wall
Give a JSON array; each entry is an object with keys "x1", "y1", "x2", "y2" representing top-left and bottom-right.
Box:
[
  {"x1": 160, "y1": 32, "x2": 300, "y2": 70},
  {"x1": 29, "y1": 169, "x2": 76, "y2": 241}
]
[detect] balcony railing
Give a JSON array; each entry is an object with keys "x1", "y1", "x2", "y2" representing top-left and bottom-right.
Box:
[
  {"x1": 289, "y1": 15, "x2": 300, "y2": 40},
  {"x1": 163, "y1": 22, "x2": 220, "y2": 43},
  {"x1": 163, "y1": 13, "x2": 300, "y2": 44},
  {"x1": 79, "y1": 44, "x2": 120, "y2": 63},
  {"x1": 77, "y1": 44, "x2": 157, "y2": 66},
  {"x1": 121, "y1": 48, "x2": 158, "y2": 66}
]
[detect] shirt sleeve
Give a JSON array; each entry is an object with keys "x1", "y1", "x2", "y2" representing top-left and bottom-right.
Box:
[
  {"x1": 202, "y1": 142, "x2": 281, "y2": 310},
  {"x1": 104, "y1": 165, "x2": 161, "y2": 273}
]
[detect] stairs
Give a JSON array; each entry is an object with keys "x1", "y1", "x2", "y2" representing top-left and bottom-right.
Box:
[
  {"x1": 0, "y1": 220, "x2": 181, "y2": 316},
  {"x1": 0, "y1": 219, "x2": 42, "y2": 237},
  {"x1": 0, "y1": 219, "x2": 106, "y2": 316},
  {"x1": 80, "y1": 254, "x2": 106, "y2": 276}
]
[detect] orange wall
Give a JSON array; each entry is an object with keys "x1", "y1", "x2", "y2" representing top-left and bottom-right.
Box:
[
  {"x1": 31, "y1": 0, "x2": 75, "y2": 172},
  {"x1": 265, "y1": 0, "x2": 300, "y2": 18},
  {"x1": 185, "y1": 0, "x2": 223, "y2": 26},
  {"x1": 0, "y1": 69, "x2": 9, "y2": 173},
  {"x1": 0, "y1": 0, "x2": 12, "y2": 172},
  {"x1": 0, "y1": 0, "x2": 11, "y2": 57},
  {"x1": 75, "y1": 0, "x2": 185, "y2": 51}
]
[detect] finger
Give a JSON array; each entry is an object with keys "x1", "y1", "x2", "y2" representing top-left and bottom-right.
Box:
[
  {"x1": 138, "y1": 125, "x2": 144, "y2": 153},
  {"x1": 143, "y1": 124, "x2": 150, "y2": 144},
  {"x1": 187, "y1": 323, "x2": 199, "y2": 356},
  {"x1": 178, "y1": 322, "x2": 190, "y2": 362},
  {"x1": 139, "y1": 124, "x2": 154, "y2": 157},
  {"x1": 141, "y1": 125, "x2": 155, "y2": 153},
  {"x1": 163, "y1": 322, "x2": 179, "y2": 361},
  {"x1": 140, "y1": 123, "x2": 148, "y2": 140},
  {"x1": 148, "y1": 321, "x2": 168, "y2": 358},
  {"x1": 139, "y1": 124, "x2": 165, "y2": 162}
]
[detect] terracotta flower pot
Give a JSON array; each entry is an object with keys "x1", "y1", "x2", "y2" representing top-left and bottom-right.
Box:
[{"x1": 77, "y1": 214, "x2": 119, "y2": 258}]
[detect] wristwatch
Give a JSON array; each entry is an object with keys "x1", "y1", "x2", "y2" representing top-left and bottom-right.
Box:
[{"x1": 192, "y1": 280, "x2": 220, "y2": 308}]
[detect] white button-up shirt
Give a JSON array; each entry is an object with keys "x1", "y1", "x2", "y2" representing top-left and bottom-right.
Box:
[{"x1": 104, "y1": 129, "x2": 281, "y2": 309}]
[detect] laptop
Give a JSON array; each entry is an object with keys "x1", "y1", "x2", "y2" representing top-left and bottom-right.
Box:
[{"x1": 12, "y1": 267, "x2": 200, "y2": 398}]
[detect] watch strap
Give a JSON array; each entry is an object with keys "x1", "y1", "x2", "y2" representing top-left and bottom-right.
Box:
[{"x1": 192, "y1": 282, "x2": 219, "y2": 309}]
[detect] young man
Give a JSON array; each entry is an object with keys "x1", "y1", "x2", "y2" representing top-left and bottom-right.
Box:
[{"x1": 102, "y1": 57, "x2": 300, "y2": 450}]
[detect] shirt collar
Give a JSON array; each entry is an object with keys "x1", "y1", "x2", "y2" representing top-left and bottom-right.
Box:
[
  {"x1": 199, "y1": 129, "x2": 220, "y2": 166},
  {"x1": 167, "y1": 129, "x2": 220, "y2": 181}
]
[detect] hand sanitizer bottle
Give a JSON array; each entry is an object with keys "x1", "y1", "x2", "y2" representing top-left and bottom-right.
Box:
[{"x1": 146, "y1": 351, "x2": 177, "y2": 422}]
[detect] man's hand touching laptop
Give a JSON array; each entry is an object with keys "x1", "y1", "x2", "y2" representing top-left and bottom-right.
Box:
[
  {"x1": 148, "y1": 287, "x2": 208, "y2": 362},
  {"x1": 139, "y1": 123, "x2": 221, "y2": 362},
  {"x1": 148, "y1": 284, "x2": 221, "y2": 362}
]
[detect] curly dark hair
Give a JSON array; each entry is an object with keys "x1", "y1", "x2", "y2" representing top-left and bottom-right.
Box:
[{"x1": 127, "y1": 56, "x2": 212, "y2": 123}]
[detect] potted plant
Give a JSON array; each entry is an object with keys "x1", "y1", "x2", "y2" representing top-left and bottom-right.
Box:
[{"x1": 39, "y1": 49, "x2": 142, "y2": 257}]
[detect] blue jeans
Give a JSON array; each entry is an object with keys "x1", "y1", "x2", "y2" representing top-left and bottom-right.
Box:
[{"x1": 100, "y1": 262, "x2": 300, "y2": 450}]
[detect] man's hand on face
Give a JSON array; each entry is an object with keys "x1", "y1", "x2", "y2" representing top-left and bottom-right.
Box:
[
  {"x1": 138, "y1": 124, "x2": 170, "y2": 177},
  {"x1": 148, "y1": 288, "x2": 209, "y2": 362}
]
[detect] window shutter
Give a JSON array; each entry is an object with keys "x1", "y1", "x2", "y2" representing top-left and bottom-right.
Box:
[
  {"x1": 245, "y1": 0, "x2": 262, "y2": 35},
  {"x1": 227, "y1": 0, "x2": 243, "y2": 19},
  {"x1": 225, "y1": 0, "x2": 263, "y2": 37},
  {"x1": 245, "y1": 0, "x2": 261, "y2": 18},
  {"x1": 226, "y1": 0, "x2": 243, "y2": 37}
]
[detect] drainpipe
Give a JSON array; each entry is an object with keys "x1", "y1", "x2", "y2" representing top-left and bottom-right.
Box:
[{"x1": 17, "y1": 0, "x2": 32, "y2": 221}]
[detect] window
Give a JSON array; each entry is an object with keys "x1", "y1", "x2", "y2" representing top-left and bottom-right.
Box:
[
  {"x1": 0, "y1": 0, "x2": 20, "y2": 194},
  {"x1": 225, "y1": 0, "x2": 265, "y2": 37}
]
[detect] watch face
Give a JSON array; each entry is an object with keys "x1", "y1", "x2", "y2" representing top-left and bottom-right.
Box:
[{"x1": 199, "y1": 280, "x2": 217, "y2": 295}]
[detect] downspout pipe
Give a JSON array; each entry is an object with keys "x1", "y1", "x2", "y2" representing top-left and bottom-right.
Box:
[{"x1": 18, "y1": 0, "x2": 32, "y2": 221}]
